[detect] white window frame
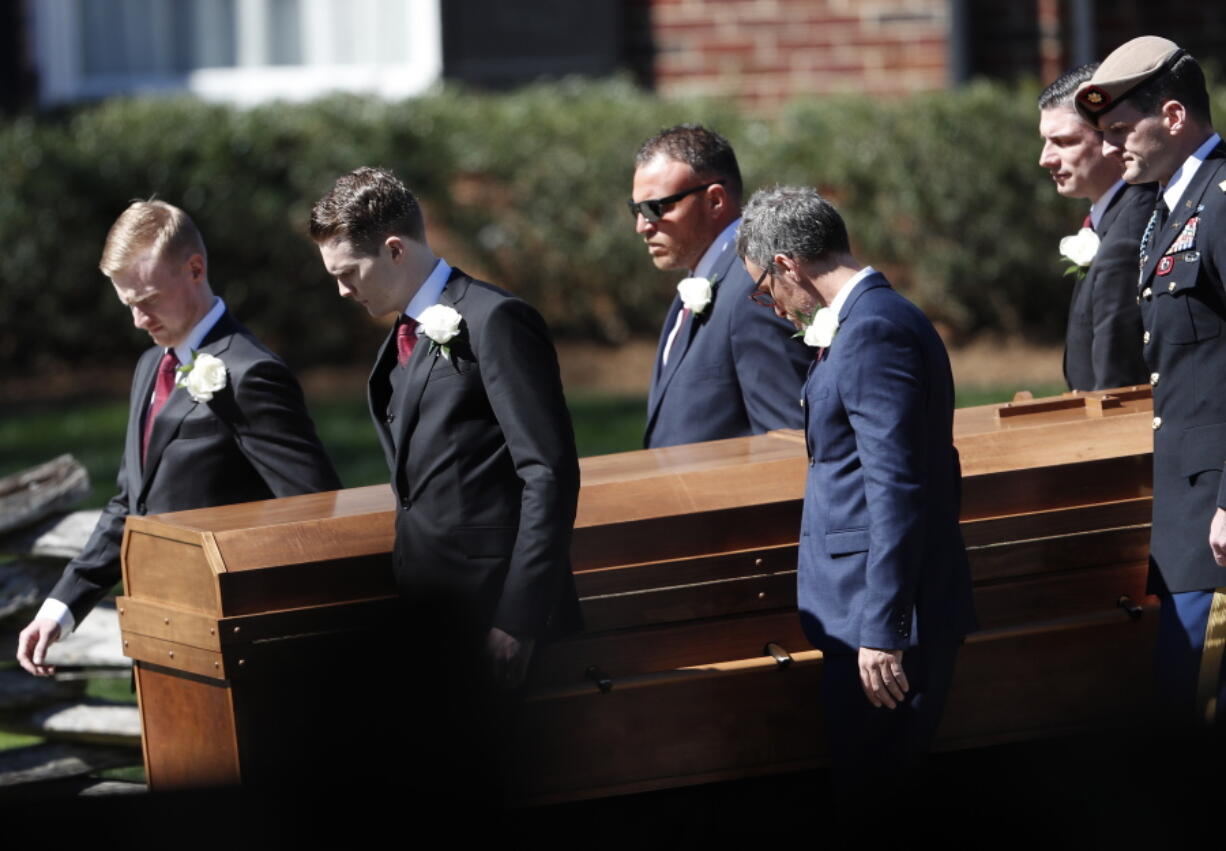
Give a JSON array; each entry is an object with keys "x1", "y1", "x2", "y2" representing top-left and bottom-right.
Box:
[{"x1": 30, "y1": 0, "x2": 443, "y2": 107}]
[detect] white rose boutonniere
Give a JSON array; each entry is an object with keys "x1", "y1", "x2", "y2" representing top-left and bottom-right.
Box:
[
  {"x1": 418, "y1": 304, "x2": 463, "y2": 361},
  {"x1": 803, "y1": 307, "x2": 840, "y2": 349},
  {"x1": 1059, "y1": 227, "x2": 1100, "y2": 280},
  {"x1": 677, "y1": 276, "x2": 715, "y2": 314},
  {"x1": 176, "y1": 352, "x2": 228, "y2": 403}
]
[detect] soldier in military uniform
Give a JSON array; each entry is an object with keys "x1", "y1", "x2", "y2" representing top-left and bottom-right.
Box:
[{"x1": 1076, "y1": 36, "x2": 1226, "y2": 724}]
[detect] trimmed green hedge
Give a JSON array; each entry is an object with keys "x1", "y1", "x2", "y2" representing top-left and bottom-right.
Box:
[{"x1": 4, "y1": 79, "x2": 1220, "y2": 373}]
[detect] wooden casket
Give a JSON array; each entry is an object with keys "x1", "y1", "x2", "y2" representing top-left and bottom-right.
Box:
[{"x1": 116, "y1": 386, "x2": 1157, "y2": 799}]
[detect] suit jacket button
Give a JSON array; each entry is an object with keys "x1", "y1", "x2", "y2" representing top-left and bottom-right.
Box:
[
  {"x1": 1150, "y1": 372, "x2": 1160, "y2": 386},
  {"x1": 1168, "y1": 281, "x2": 1177, "y2": 292},
  {"x1": 1143, "y1": 331, "x2": 1151, "y2": 344},
  {"x1": 808, "y1": 457, "x2": 815, "y2": 467},
  {"x1": 1152, "y1": 416, "x2": 1162, "y2": 430},
  {"x1": 386, "y1": 413, "x2": 395, "y2": 424},
  {"x1": 400, "y1": 497, "x2": 410, "y2": 510},
  {"x1": 1142, "y1": 287, "x2": 1152, "y2": 300},
  {"x1": 137, "y1": 502, "x2": 147, "y2": 514}
]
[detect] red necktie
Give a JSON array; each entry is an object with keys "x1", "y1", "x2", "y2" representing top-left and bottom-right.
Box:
[
  {"x1": 143, "y1": 350, "x2": 179, "y2": 465},
  {"x1": 397, "y1": 317, "x2": 419, "y2": 366},
  {"x1": 1082, "y1": 213, "x2": 1093, "y2": 230}
]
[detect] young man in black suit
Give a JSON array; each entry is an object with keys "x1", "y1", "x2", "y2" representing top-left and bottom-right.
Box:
[
  {"x1": 17, "y1": 200, "x2": 340, "y2": 675},
  {"x1": 310, "y1": 167, "x2": 581, "y2": 691},
  {"x1": 1039, "y1": 62, "x2": 1154, "y2": 391}
]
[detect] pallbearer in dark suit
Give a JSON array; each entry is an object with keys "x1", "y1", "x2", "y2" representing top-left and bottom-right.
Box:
[
  {"x1": 737, "y1": 186, "x2": 976, "y2": 805},
  {"x1": 630, "y1": 125, "x2": 810, "y2": 448},
  {"x1": 310, "y1": 167, "x2": 581, "y2": 690},
  {"x1": 16, "y1": 201, "x2": 340, "y2": 676},
  {"x1": 1077, "y1": 37, "x2": 1226, "y2": 725},
  {"x1": 1039, "y1": 63, "x2": 1154, "y2": 391}
]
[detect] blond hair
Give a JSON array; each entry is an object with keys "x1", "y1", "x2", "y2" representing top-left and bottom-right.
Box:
[{"x1": 99, "y1": 200, "x2": 207, "y2": 276}]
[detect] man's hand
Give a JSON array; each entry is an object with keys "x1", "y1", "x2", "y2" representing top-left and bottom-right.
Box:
[
  {"x1": 1210, "y1": 508, "x2": 1226, "y2": 567},
  {"x1": 486, "y1": 627, "x2": 536, "y2": 690},
  {"x1": 16, "y1": 618, "x2": 62, "y2": 677},
  {"x1": 858, "y1": 647, "x2": 908, "y2": 709}
]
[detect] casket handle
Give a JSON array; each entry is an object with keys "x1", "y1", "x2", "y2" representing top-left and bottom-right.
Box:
[
  {"x1": 585, "y1": 665, "x2": 613, "y2": 693},
  {"x1": 1117, "y1": 595, "x2": 1144, "y2": 620},
  {"x1": 764, "y1": 642, "x2": 793, "y2": 668}
]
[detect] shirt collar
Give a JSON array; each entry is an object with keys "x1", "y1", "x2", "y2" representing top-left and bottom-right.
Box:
[
  {"x1": 171, "y1": 296, "x2": 225, "y2": 364},
  {"x1": 828, "y1": 265, "x2": 878, "y2": 318},
  {"x1": 1163, "y1": 132, "x2": 1222, "y2": 212},
  {"x1": 403, "y1": 258, "x2": 452, "y2": 320},
  {"x1": 693, "y1": 218, "x2": 741, "y2": 281},
  {"x1": 1090, "y1": 179, "x2": 1126, "y2": 231}
]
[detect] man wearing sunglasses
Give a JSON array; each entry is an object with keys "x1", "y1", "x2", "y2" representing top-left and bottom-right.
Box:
[{"x1": 630, "y1": 124, "x2": 810, "y2": 449}]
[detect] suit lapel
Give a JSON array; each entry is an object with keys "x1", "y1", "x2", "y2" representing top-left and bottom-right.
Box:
[
  {"x1": 391, "y1": 269, "x2": 473, "y2": 473},
  {"x1": 646, "y1": 248, "x2": 736, "y2": 425},
  {"x1": 367, "y1": 325, "x2": 399, "y2": 467},
  {"x1": 140, "y1": 314, "x2": 237, "y2": 495},
  {"x1": 127, "y1": 348, "x2": 160, "y2": 502},
  {"x1": 646, "y1": 296, "x2": 683, "y2": 423},
  {"x1": 1142, "y1": 145, "x2": 1226, "y2": 283},
  {"x1": 1096, "y1": 183, "x2": 1129, "y2": 236}
]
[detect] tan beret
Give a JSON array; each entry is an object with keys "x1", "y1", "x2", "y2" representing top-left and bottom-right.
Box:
[{"x1": 1074, "y1": 36, "x2": 1186, "y2": 123}]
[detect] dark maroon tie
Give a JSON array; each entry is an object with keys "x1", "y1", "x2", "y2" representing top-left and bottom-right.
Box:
[
  {"x1": 397, "y1": 317, "x2": 419, "y2": 366},
  {"x1": 143, "y1": 350, "x2": 179, "y2": 465}
]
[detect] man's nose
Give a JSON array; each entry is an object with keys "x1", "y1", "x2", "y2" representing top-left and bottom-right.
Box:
[
  {"x1": 1038, "y1": 142, "x2": 1058, "y2": 169},
  {"x1": 635, "y1": 212, "x2": 653, "y2": 236},
  {"x1": 336, "y1": 279, "x2": 353, "y2": 298},
  {"x1": 131, "y1": 305, "x2": 150, "y2": 328},
  {"x1": 1101, "y1": 137, "x2": 1122, "y2": 159}
]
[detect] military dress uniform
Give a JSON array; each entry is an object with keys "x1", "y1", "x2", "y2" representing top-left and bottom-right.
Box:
[
  {"x1": 1076, "y1": 35, "x2": 1226, "y2": 725},
  {"x1": 1134, "y1": 136, "x2": 1226, "y2": 722}
]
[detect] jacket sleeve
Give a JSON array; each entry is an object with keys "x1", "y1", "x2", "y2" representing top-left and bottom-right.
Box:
[
  {"x1": 225, "y1": 355, "x2": 343, "y2": 496},
  {"x1": 47, "y1": 455, "x2": 132, "y2": 627},
  {"x1": 837, "y1": 314, "x2": 928, "y2": 650},
  {"x1": 476, "y1": 298, "x2": 580, "y2": 638}
]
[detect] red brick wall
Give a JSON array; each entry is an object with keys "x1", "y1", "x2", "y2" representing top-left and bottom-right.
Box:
[{"x1": 638, "y1": 0, "x2": 952, "y2": 109}]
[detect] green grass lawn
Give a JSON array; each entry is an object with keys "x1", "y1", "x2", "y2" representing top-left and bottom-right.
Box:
[{"x1": 0, "y1": 391, "x2": 653, "y2": 501}]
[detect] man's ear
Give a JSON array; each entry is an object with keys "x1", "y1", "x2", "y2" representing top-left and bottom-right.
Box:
[
  {"x1": 774, "y1": 253, "x2": 800, "y2": 278},
  {"x1": 1162, "y1": 99, "x2": 1189, "y2": 135},
  {"x1": 186, "y1": 253, "x2": 206, "y2": 284},
  {"x1": 385, "y1": 235, "x2": 406, "y2": 262},
  {"x1": 706, "y1": 182, "x2": 730, "y2": 215}
]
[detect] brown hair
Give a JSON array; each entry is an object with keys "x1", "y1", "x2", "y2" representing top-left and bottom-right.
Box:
[
  {"x1": 309, "y1": 166, "x2": 426, "y2": 255},
  {"x1": 99, "y1": 200, "x2": 206, "y2": 276}
]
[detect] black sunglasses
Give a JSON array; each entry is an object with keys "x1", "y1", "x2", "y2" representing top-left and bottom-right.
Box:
[
  {"x1": 627, "y1": 181, "x2": 725, "y2": 222},
  {"x1": 748, "y1": 267, "x2": 775, "y2": 307}
]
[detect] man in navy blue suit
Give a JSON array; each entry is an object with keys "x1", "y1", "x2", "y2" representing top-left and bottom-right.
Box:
[
  {"x1": 629, "y1": 125, "x2": 810, "y2": 448},
  {"x1": 737, "y1": 186, "x2": 976, "y2": 801}
]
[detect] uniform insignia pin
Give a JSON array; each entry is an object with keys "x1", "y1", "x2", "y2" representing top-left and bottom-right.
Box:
[{"x1": 1157, "y1": 256, "x2": 1175, "y2": 276}]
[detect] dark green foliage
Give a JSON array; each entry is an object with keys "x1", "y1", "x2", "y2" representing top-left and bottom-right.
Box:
[{"x1": 4, "y1": 79, "x2": 1224, "y2": 372}]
